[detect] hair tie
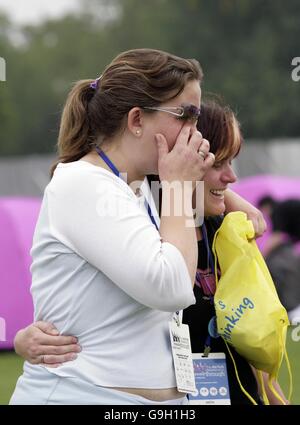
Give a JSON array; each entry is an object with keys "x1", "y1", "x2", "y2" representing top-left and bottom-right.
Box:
[{"x1": 90, "y1": 75, "x2": 102, "y2": 90}]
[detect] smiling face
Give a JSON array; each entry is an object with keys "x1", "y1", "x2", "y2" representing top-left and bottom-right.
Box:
[
  {"x1": 203, "y1": 157, "x2": 237, "y2": 216},
  {"x1": 197, "y1": 101, "x2": 242, "y2": 217}
]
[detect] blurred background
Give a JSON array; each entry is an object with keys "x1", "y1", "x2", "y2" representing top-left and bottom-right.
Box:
[{"x1": 0, "y1": 0, "x2": 300, "y2": 405}]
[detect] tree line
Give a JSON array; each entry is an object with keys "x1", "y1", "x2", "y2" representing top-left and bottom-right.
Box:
[{"x1": 0, "y1": 0, "x2": 300, "y2": 156}]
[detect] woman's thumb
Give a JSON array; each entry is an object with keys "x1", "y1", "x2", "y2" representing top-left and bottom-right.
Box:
[{"x1": 155, "y1": 134, "x2": 168, "y2": 157}]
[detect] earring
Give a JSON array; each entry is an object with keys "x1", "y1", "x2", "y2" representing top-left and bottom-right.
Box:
[{"x1": 136, "y1": 129, "x2": 141, "y2": 135}]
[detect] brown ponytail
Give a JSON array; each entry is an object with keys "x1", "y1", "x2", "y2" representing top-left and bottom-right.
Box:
[{"x1": 50, "y1": 80, "x2": 95, "y2": 176}]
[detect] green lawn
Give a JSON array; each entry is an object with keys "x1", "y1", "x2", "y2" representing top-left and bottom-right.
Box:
[
  {"x1": 278, "y1": 325, "x2": 300, "y2": 404},
  {"x1": 0, "y1": 351, "x2": 24, "y2": 405},
  {"x1": 0, "y1": 326, "x2": 299, "y2": 405}
]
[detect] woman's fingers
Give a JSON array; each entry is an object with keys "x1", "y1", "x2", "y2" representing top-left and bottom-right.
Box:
[
  {"x1": 203, "y1": 152, "x2": 215, "y2": 167},
  {"x1": 180, "y1": 128, "x2": 212, "y2": 167},
  {"x1": 33, "y1": 321, "x2": 60, "y2": 336},
  {"x1": 155, "y1": 134, "x2": 169, "y2": 161},
  {"x1": 14, "y1": 322, "x2": 81, "y2": 365},
  {"x1": 39, "y1": 334, "x2": 78, "y2": 346},
  {"x1": 41, "y1": 344, "x2": 81, "y2": 356},
  {"x1": 188, "y1": 130, "x2": 206, "y2": 153},
  {"x1": 42, "y1": 352, "x2": 79, "y2": 365},
  {"x1": 32, "y1": 321, "x2": 78, "y2": 345},
  {"x1": 30, "y1": 346, "x2": 80, "y2": 365},
  {"x1": 248, "y1": 210, "x2": 267, "y2": 238},
  {"x1": 157, "y1": 123, "x2": 215, "y2": 183},
  {"x1": 174, "y1": 122, "x2": 193, "y2": 147}
]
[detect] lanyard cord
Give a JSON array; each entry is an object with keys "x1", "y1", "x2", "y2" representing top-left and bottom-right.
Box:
[
  {"x1": 96, "y1": 146, "x2": 120, "y2": 177},
  {"x1": 201, "y1": 221, "x2": 217, "y2": 355},
  {"x1": 147, "y1": 204, "x2": 159, "y2": 231},
  {"x1": 201, "y1": 221, "x2": 215, "y2": 275},
  {"x1": 95, "y1": 147, "x2": 158, "y2": 230}
]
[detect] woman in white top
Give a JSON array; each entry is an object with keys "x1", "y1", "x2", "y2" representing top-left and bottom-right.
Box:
[
  {"x1": 11, "y1": 49, "x2": 267, "y2": 405},
  {"x1": 10, "y1": 48, "x2": 216, "y2": 405}
]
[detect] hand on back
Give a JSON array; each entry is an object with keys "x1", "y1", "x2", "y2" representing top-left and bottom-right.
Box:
[{"x1": 14, "y1": 321, "x2": 81, "y2": 367}]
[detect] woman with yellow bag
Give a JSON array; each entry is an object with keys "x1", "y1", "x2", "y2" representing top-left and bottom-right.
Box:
[
  {"x1": 12, "y1": 99, "x2": 288, "y2": 405},
  {"x1": 182, "y1": 100, "x2": 289, "y2": 405}
]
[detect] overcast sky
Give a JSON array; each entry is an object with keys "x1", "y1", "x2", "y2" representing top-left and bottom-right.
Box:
[{"x1": 0, "y1": 0, "x2": 80, "y2": 25}]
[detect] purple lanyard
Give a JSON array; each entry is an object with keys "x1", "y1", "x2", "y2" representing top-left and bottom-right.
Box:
[
  {"x1": 95, "y1": 147, "x2": 158, "y2": 230},
  {"x1": 201, "y1": 222, "x2": 215, "y2": 275},
  {"x1": 201, "y1": 221, "x2": 217, "y2": 354}
]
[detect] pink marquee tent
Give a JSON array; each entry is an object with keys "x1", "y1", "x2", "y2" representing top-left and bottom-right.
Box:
[
  {"x1": 0, "y1": 197, "x2": 41, "y2": 349},
  {"x1": 0, "y1": 175, "x2": 299, "y2": 350},
  {"x1": 231, "y1": 175, "x2": 300, "y2": 252}
]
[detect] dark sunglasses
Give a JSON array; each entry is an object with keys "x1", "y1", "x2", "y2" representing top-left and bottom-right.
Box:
[{"x1": 143, "y1": 103, "x2": 201, "y2": 123}]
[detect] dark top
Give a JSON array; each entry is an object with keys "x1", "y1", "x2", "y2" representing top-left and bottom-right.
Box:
[
  {"x1": 266, "y1": 241, "x2": 300, "y2": 312},
  {"x1": 182, "y1": 216, "x2": 263, "y2": 405},
  {"x1": 272, "y1": 199, "x2": 300, "y2": 241}
]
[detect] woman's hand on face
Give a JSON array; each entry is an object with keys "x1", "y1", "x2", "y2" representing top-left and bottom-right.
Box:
[
  {"x1": 155, "y1": 122, "x2": 215, "y2": 184},
  {"x1": 14, "y1": 321, "x2": 81, "y2": 368}
]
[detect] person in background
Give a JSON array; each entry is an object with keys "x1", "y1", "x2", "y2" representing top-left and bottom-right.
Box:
[
  {"x1": 258, "y1": 196, "x2": 300, "y2": 321},
  {"x1": 13, "y1": 98, "x2": 287, "y2": 405},
  {"x1": 258, "y1": 197, "x2": 300, "y2": 244}
]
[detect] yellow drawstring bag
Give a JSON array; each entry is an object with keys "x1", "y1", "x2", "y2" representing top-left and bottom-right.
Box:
[{"x1": 212, "y1": 212, "x2": 292, "y2": 405}]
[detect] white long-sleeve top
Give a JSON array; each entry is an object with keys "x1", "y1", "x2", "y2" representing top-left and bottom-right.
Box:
[{"x1": 29, "y1": 160, "x2": 196, "y2": 388}]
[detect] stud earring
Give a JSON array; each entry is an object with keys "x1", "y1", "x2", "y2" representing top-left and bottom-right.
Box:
[{"x1": 136, "y1": 129, "x2": 141, "y2": 135}]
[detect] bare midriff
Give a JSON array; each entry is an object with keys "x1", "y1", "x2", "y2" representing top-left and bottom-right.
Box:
[{"x1": 110, "y1": 386, "x2": 184, "y2": 402}]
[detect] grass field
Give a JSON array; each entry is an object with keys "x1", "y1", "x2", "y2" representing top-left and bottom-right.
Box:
[
  {"x1": 1, "y1": 326, "x2": 299, "y2": 405},
  {"x1": 0, "y1": 351, "x2": 24, "y2": 405}
]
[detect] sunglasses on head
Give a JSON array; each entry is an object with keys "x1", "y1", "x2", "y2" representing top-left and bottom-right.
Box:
[{"x1": 143, "y1": 103, "x2": 201, "y2": 123}]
